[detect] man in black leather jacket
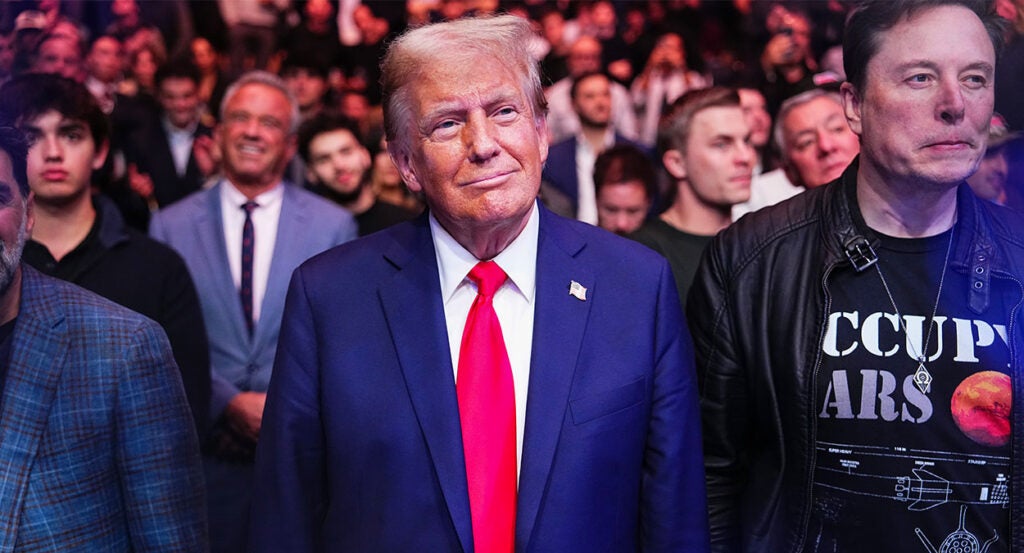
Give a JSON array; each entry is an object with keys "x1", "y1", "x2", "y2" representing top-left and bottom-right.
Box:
[{"x1": 688, "y1": 1, "x2": 1024, "y2": 551}]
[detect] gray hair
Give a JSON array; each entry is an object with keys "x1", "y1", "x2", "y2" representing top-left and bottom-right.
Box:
[
  {"x1": 219, "y1": 70, "x2": 301, "y2": 134},
  {"x1": 773, "y1": 88, "x2": 844, "y2": 155},
  {"x1": 380, "y1": 14, "x2": 547, "y2": 159}
]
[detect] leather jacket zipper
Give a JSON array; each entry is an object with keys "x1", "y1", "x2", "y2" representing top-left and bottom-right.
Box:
[{"x1": 795, "y1": 262, "x2": 839, "y2": 552}]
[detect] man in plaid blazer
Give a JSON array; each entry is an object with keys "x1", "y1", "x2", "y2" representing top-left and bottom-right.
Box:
[{"x1": 0, "y1": 125, "x2": 206, "y2": 550}]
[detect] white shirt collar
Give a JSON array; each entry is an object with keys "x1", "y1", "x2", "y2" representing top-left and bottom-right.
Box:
[
  {"x1": 162, "y1": 115, "x2": 199, "y2": 137},
  {"x1": 430, "y1": 200, "x2": 539, "y2": 306},
  {"x1": 220, "y1": 179, "x2": 285, "y2": 210}
]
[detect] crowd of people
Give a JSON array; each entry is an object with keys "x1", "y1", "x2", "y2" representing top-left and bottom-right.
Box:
[{"x1": 0, "y1": 0, "x2": 1019, "y2": 552}]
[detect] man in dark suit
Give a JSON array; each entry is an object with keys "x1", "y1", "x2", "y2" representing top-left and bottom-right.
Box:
[
  {"x1": 150, "y1": 70, "x2": 356, "y2": 553},
  {"x1": 542, "y1": 71, "x2": 650, "y2": 223},
  {"x1": 125, "y1": 60, "x2": 213, "y2": 212},
  {"x1": 0, "y1": 125, "x2": 206, "y2": 550},
  {"x1": 251, "y1": 15, "x2": 709, "y2": 552}
]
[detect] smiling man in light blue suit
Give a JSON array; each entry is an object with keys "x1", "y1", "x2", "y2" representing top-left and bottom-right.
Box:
[
  {"x1": 150, "y1": 71, "x2": 356, "y2": 553},
  {"x1": 251, "y1": 16, "x2": 708, "y2": 553}
]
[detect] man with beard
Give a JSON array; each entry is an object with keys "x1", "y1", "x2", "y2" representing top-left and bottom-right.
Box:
[
  {"x1": 542, "y1": 71, "x2": 649, "y2": 224},
  {"x1": 0, "y1": 124, "x2": 206, "y2": 549},
  {"x1": 297, "y1": 114, "x2": 416, "y2": 236}
]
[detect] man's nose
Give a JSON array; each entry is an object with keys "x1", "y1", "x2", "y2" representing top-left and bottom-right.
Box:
[
  {"x1": 936, "y1": 76, "x2": 966, "y2": 125},
  {"x1": 465, "y1": 114, "x2": 500, "y2": 162},
  {"x1": 41, "y1": 134, "x2": 62, "y2": 160}
]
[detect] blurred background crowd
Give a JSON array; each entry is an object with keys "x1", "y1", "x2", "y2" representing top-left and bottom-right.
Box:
[{"x1": 0, "y1": 0, "x2": 1021, "y2": 229}]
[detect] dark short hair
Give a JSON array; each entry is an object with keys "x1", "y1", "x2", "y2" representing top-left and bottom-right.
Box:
[
  {"x1": 297, "y1": 113, "x2": 364, "y2": 163},
  {"x1": 570, "y1": 71, "x2": 608, "y2": 102},
  {"x1": 0, "y1": 73, "x2": 109, "y2": 148},
  {"x1": 88, "y1": 33, "x2": 121, "y2": 53},
  {"x1": 0, "y1": 126, "x2": 29, "y2": 196},
  {"x1": 32, "y1": 30, "x2": 83, "y2": 62},
  {"x1": 843, "y1": 0, "x2": 1006, "y2": 92},
  {"x1": 155, "y1": 58, "x2": 201, "y2": 88},
  {"x1": 593, "y1": 144, "x2": 657, "y2": 202},
  {"x1": 657, "y1": 86, "x2": 741, "y2": 156},
  {"x1": 280, "y1": 52, "x2": 329, "y2": 80}
]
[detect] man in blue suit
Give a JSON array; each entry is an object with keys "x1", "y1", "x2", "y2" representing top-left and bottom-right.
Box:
[
  {"x1": 0, "y1": 126, "x2": 206, "y2": 550},
  {"x1": 150, "y1": 71, "x2": 356, "y2": 553},
  {"x1": 251, "y1": 15, "x2": 709, "y2": 553}
]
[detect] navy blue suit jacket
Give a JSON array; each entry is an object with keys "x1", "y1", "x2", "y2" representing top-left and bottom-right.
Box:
[{"x1": 251, "y1": 206, "x2": 709, "y2": 552}]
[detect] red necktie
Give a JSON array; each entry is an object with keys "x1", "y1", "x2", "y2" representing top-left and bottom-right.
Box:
[
  {"x1": 240, "y1": 201, "x2": 258, "y2": 335},
  {"x1": 457, "y1": 261, "x2": 516, "y2": 553}
]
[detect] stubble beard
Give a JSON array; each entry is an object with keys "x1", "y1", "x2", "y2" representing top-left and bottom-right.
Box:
[{"x1": 0, "y1": 213, "x2": 28, "y2": 297}]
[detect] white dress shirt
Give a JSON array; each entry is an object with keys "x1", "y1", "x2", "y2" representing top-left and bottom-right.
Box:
[
  {"x1": 163, "y1": 117, "x2": 198, "y2": 177},
  {"x1": 431, "y1": 202, "x2": 539, "y2": 476},
  {"x1": 731, "y1": 168, "x2": 804, "y2": 220},
  {"x1": 221, "y1": 181, "x2": 284, "y2": 325},
  {"x1": 574, "y1": 128, "x2": 617, "y2": 226}
]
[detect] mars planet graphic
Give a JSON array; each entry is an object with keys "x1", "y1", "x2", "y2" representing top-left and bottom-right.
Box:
[{"x1": 951, "y1": 371, "x2": 1011, "y2": 447}]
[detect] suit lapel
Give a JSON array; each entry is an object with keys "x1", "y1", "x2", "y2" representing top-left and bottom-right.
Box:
[
  {"x1": 377, "y1": 218, "x2": 473, "y2": 553},
  {"x1": 0, "y1": 269, "x2": 68, "y2": 553},
  {"x1": 195, "y1": 186, "x2": 249, "y2": 346},
  {"x1": 184, "y1": 124, "x2": 212, "y2": 187},
  {"x1": 516, "y1": 210, "x2": 593, "y2": 549},
  {"x1": 255, "y1": 185, "x2": 303, "y2": 348}
]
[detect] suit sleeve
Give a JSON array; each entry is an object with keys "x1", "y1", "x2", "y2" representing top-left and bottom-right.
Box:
[
  {"x1": 334, "y1": 211, "x2": 359, "y2": 246},
  {"x1": 116, "y1": 319, "x2": 207, "y2": 552},
  {"x1": 686, "y1": 236, "x2": 748, "y2": 553},
  {"x1": 148, "y1": 211, "x2": 168, "y2": 242},
  {"x1": 642, "y1": 259, "x2": 710, "y2": 552},
  {"x1": 250, "y1": 266, "x2": 326, "y2": 551},
  {"x1": 149, "y1": 212, "x2": 242, "y2": 423}
]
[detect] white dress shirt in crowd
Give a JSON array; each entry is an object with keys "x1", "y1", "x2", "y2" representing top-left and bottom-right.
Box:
[
  {"x1": 731, "y1": 168, "x2": 804, "y2": 220},
  {"x1": 221, "y1": 181, "x2": 284, "y2": 325},
  {"x1": 163, "y1": 118, "x2": 198, "y2": 177},
  {"x1": 574, "y1": 128, "x2": 617, "y2": 225}
]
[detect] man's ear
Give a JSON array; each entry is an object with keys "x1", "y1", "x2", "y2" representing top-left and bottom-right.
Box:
[
  {"x1": 840, "y1": 81, "x2": 863, "y2": 136},
  {"x1": 536, "y1": 116, "x2": 549, "y2": 166},
  {"x1": 662, "y1": 149, "x2": 687, "y2": 181},
  {"x1": 390, "y1": 145, "x2": 422, "y2": 193},
  {"x1": 91, "y1": 139, "x2": 110, "y2": 170},
  {"x1": 24, "y1": 191, "x2": 34, "y2": 236}
]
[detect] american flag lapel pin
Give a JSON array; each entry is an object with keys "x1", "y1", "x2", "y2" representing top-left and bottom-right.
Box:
[{"x1": 569, "y1": 280, "x2": 587, "y2": 301}]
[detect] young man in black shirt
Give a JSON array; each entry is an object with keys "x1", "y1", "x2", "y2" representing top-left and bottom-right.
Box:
[
  {"x1": 297, "y1": 114, "x2": 416, "y2": 236},
  {"x1": 0, "y1": 74, "x2": 211, "y2": 437}
]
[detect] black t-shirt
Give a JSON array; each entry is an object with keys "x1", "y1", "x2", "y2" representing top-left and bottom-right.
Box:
[{"x1": 808, "y1": 228, "x2": 1014, "y2": 552}]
